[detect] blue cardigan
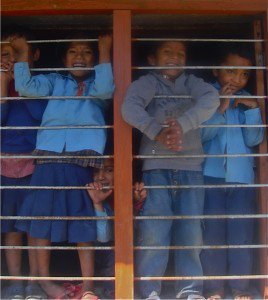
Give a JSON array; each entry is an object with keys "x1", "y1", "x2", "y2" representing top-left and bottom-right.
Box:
[
  {"x1": 201, "y1": 82, "x2": 264, "y2": 184},
  {"x1": 14, "y1": 62, "x2": 114, "y2": 154}
]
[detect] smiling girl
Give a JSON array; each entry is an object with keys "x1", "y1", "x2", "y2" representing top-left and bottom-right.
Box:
[{"x1": 10, "y1": 33, "x2": 114, "y2": 300}]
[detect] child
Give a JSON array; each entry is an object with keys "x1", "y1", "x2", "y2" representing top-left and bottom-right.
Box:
[
  {"x1": 201, "y1": 44, "x2": 264, "y2": 300},
  {"x1": 86, "y1": 157, "x2": 147, "y2": 299},
  {"x1": 1, "y1": 26, "x2": 47, "y2": 300},
  {"x1": 11, "y1": 33, "x2": 114, "y2": 299},
  {"x1": 122, "y1": 40, "x2": 219, "y2": 300}
]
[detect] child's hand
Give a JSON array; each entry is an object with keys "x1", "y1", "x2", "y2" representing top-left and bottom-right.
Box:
[
  {"x1": 233, "y1": 98, "x2": 258, "y2": 109},
  {"x1": 133, "y1": 182, "x2": 146, "y2": 214},
  {"x1": 155, "y1": 118, "x2": 183, "y2": 152},
  {"x1": 218, "y1": 83, "x2": 233, "y2": 114},
  {"x1": 1, "y1": 62, "x2": 14, "y2": 82},
  {"x1": 98, "y1": 34, "x2": 112, "y2": 64},
  {"x1": 9, "y1": 36, "x2": 30, "y2": 62},
  {"x1": 86, "y1": 182, "x2": 113, "y2": 211},
  {"x1": 133, "y1": 182, "x2": 147, "y2": 203}
]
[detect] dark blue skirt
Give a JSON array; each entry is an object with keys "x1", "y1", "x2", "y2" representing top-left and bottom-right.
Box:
[
  {"x1": 1, "y1": 175, "x2": 32, "y2": 233},
  {"x1": 15, "y1": 163, "x2": 96, "y2": 243}
]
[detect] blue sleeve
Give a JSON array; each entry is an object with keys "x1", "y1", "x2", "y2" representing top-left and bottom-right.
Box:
[
  {"x1": 14, "y1": 62, "x2": 56, "y2": 97},
  {"x1": 1, "y1": 103, "x2": 9, "y2": 125},
  {"x1": 201, "y1": 112, "x2": 225, "y2": 143},
  {"x1": 239, "y1": 108, "x2": 264, "y2": 147},
  {"x1": 89, "y1": 63, "x2": 115, "y2": 110},
  {"x1": 95, "y1": 208, "x2": 113, "y2": 243}
]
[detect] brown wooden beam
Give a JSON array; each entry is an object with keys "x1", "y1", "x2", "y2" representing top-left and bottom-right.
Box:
[
  {"x1": 113, "y1": 9, "x2": 134, "y2": 300},
  {"x1": 254, "y1": 17, "x2": 268, "y2": 300},
  {"x1": 1, "y1": 0, "x2": 267, "y2": 16}
]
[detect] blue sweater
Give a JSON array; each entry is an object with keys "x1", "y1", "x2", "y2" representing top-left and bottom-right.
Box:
[
  {"x1": 202, "y1": 82, "x2": 264, "y2": 184},
  {"x1": 14, "y1": 62, "x2": 114, "y2": 154},
  {"x1": 1, "y1": 83, "x2": 47, "y2": 153}
]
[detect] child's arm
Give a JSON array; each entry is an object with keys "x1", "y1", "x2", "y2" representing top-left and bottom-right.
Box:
[
  {"x1": 1, "y1": 62, "x2": 13, "y2": 122},
  {"x1": 89, "y1": 35, "x2": 114, "y2": 105},
  {"x1": 87, "y1": 182, "x2": 113, "y2": 243},
  {"x1": 238, "y1": 100, "x2": 264, "y2": 147},
  {"x1": 179, "y1": 76, "x2": 220, "y2": 135},
  {"x1": 10, "y1": 36, "x2": 55, "y2": 97}
]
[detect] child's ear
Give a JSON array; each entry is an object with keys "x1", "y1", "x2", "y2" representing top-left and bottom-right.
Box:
[
  {"x1": 147, "y1": 54, "x2": 156, "y2": 66},
  {"x1": 33, "y1": 48, "x2": 40, "y2": 62},
  {"x1": 212, "y1": 69, "x2": 219, "y2": 77}
]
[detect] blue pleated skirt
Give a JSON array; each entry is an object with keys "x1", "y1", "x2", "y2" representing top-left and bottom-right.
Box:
[
  {"x1": 15, "y1": 163, "x2": 96, "y2": 243},
  {"x1": 1, "y1": 175, "x2": 32, "y2": 233}
]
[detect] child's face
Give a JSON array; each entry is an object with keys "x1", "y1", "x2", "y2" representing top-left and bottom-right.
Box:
[
  {"x1": 1, "y1": 43, "x2": 16, "y2": 65},
  {"x1": 148, "y1": 41, "x2": 186, "y2": 80},
  {"x1": 213, "y1": 54, "x2": 252, "y2": 94},
  {"x1": 93, "y1": 159, "x2": 114, "y2": 187},
  {"x1": 63, "y1": 42, "x2": 94, "y2": 81}
]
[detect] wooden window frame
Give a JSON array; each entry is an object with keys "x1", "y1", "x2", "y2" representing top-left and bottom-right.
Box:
[{"x1": 1, "y1": 1, "x2": 268, "y2": 299}]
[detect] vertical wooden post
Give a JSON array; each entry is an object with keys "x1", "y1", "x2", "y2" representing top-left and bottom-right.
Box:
[
  {"x1": 113, "y1": 10, "x2": 134, "y2": 300},
  {"x1": 253, "y1": 19, "x2": 268, "y2": 299}
]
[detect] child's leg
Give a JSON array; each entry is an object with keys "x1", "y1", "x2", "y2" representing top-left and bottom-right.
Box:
[
  {"x1": 200, "y1": 176, "x2": 227, "y2": 298},
  {"x1": 4, "y1": 232, "x2": 23, "y2": 279},
  {"x1": 78, "y1": 242, "x2": 94, "y2": 291},
  {"x1": 136, "y1": 169, "x2": 173, "y2": 298},
  {"x1": 36, "y1": 237, "x2": 65, "y2": 298},
  {"x1": 227, "y1": 187, "x2": 255, "y2": 296},
  {"x1": 173, "y1": 170, "x2": 205, "y2": 299},
  {"x1": 28, "y1": 234, "x2": 38, "y2": 277}
]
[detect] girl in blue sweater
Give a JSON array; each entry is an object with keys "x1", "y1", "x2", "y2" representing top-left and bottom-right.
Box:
[{"x1": 10, "y1": 33, "x2": 114, "y2": 299}]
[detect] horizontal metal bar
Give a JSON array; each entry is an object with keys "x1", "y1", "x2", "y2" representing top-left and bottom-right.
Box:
[
  {"x1": 1, "y1": 38, "x2": 263, "y2": 45},
  {"x1": 1, "y1": 214, "x2": 267, "y2": 221},
  {"x1": 133, "y1": 66, "x2": 266, "y2": 70},
  {"x1": 0, "y1": 155, "x2": 113, "y2": 159},
  {"x1": 153, "y1": 95, "x2": 268, "y2": 99},
  {"x1": 2, "y1": 275, "x2": 267, "y2": 281},
  {"x1": 1, "y1": 95, "x2": 105, "y2": 100},
  {"x1": 1, "y1": 125, "x2": 266, "y2": 130},
  {"x1": 0, "y1": 39, "x2": 99, "y2": 44},
  {"x1": 1, "y1": 184, "x2": 268, "y2": 190},
  {"x1": 134, "y1": 153, "x2": 268, "y2": 159},
  {"x1": 1, "y1": 125, "x2": 113, "y2": 130},
  {"x1": 132, "y1": 38, "x2": 265, "y2": 43},
  {"x1": 135, "y1": 245, "x2": 268, "y2": 250},
  {"x1": 135, "y1": 214, "x2": 268, "y2": 220},
  {"x1": 1, "y1": 276, "x2": 114, "y2": 281},
  {"x1": 1, "y1": 246, "x2": 114, "y2": 250},
  {"x1": 1, "y1": 95, "x2": 266, "y2": 101},
  {"x1": 142, "y1": 184, "x2": 268, "y2": 189},
  {"x1": 136, "y1": 275, "x2": 268, "y2": 281},
  {"x1": 0, "y1": 215, "x2": 114, "y2": 220},
  {"x1": 1, "y1": 66, "x2": 266, "y2": 72},
  {"x1": 1, "y1": 244, "x2": 267, "y2": 251}
]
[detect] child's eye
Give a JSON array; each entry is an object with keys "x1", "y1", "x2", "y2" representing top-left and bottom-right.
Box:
[
  {"x1": 242, "y1": 72, "x2": 250, "y2": 79},
  {"x1": 68, "y1": 49, "x2": 76, "y2": 54},
  {"x1": 84, "y1": 50, "x2": 93, "y2": 55},
  {"x1": 226, "y1": 69, "x2": 235, "y2": 74},
  {"x1": 105, "y1": 167, "x2": 114, "y2": 173}
]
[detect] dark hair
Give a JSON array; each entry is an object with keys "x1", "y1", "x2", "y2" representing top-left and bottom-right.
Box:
[
  {"x1": 215, "y1": 43, "x2": 254, "y2": 66},
  {"x1": 147, "y1": 40, "x2": 188, "y2": 57},
  {"x1": 1, "y1": 24, "x2": 39, "y2": 52},
  {"x1": 57, "y1": 31, "x2": 97, "y2": 62}
]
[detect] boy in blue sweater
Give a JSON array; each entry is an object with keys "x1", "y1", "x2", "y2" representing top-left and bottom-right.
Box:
[
  {"x1": 1, "y1": 26, "x2": 47, "y2": 299},
  {"x1": 201, "y1": 44, "x2": 264, "y2": 300}
]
